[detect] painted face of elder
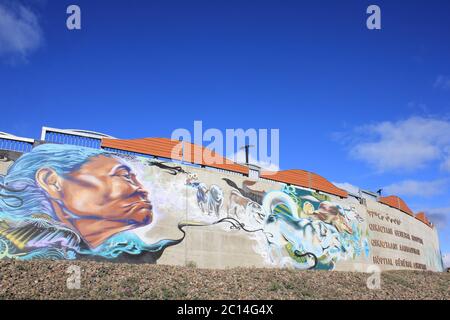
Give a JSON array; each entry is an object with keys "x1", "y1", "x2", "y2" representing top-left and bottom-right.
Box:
[{"x1": 59, "y1": 155, "x2": 152, "y2": 225}]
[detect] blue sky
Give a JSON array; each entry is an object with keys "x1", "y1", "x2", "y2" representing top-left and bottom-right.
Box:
[{"x1": 0, "y1": 0, "x2": 449, "y2": 263}]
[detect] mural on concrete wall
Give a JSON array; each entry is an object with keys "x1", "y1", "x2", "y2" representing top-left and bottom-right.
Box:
[
  {"x1": 183, "y1": 174, "x2": 370, "y2": 270},
  {"x1": 262, "y1": 186, "x2": 370, "y2": 269},
  {"x1": 3, "y1": 143, "x2": 439, "y2": 271},
  {"x1": 196, "y1": 178, "x2": 370, "y2": 270},
  {"x1": 0, "y1": 144, "x2": 188, "y2": 261},
  {"x1": 0, "y1": 144, "x2": 267, "y2": 263}
]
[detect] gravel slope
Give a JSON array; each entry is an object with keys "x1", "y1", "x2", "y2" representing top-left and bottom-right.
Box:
[{"x1": 0, "y1": 260, "x2": 448, "y2": 300}]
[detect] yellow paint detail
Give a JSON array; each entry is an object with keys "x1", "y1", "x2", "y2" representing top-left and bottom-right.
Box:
[{"x1": 303, "y1": 201, "x2": 315, "y2": 215}]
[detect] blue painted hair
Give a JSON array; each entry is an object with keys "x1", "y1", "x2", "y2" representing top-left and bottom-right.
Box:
[{"x1": 0, "y1": 143, "x2": 108, "y2": 221}]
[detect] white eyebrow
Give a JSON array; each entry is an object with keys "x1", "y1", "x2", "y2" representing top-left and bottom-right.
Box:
[{"x1": 109, "y1": 164, "x2": 132, "y2": 175}]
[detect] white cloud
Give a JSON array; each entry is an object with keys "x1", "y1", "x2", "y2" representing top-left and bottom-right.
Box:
[
  {"x1": 229, "y1": 149, "x2": 280, "y2": 172},
  {"x1": 441, "y1": 155, "x2": 450, "y2": 173},
  {"x1": 332, "y1": 182, "x2": 360, "y2": 195},
  {"x1": 407, "y1": 101, "x2": 428, "y2": 113},
  {"x1": 434, "y1": 75, "x2": 450, "y2": 91},
  {"x1": 0, "y1": 2, "x2": 43, "y2": 62},
  {"x1": 383, "y1": 179, "x2": 448, "y2": 198},
  {"x1": 419, "y1": 207, "x2": 450, "y2": 229},
  {"x1": 344, "y1": 117, "x2": 450, "y2": 173}
]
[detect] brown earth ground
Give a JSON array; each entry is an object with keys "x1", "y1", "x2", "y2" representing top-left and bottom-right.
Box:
[{"x1": 0, "y1": 260, "x2": 448, "y2": 300}]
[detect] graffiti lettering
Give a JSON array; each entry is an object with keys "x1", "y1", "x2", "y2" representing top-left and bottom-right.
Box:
[
  {"x1": 368, "y1": 210, "x2": 401, "y2": 225},
  {"x1": 399, "y1": 244, "x2": 420, "y2": 255},
  {"x1": 369, "y1": 224, "x2": 393, "y2": 235},
  {"x1": 372, "y1": 256, "x2": 393, "y2": 266},
  {"x1": 394, "y1": 230, "x2": 411, "y2": 240},
  {"x1": 371, "y1": 239, "x2": 398, "y2": 250},
  {"x1": 411, "y1": 235, "x2": 423, "y2": 245}
]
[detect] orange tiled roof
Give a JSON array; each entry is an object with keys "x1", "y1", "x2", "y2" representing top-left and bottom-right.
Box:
[
  {"x1": 379, "y1": 196, "x2": 414, "y2": 216},
  {"x1": 415, "y1": 212, "x2": 432, "y2": 227},
  {"x1": 260, "y1": 170, "x2": 348, "y2": 198},
  {"x1": 101, "y1": 137, "x2": 249, "y2": 175}
]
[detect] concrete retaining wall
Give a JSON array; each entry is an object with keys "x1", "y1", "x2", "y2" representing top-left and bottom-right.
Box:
[{"x1": 0, "y1": 144, "x2": 443, "y2": 271}]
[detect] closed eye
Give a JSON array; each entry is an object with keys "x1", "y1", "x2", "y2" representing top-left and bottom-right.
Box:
[
  {"x1": 111, "y1": 165, "x2": 133, "y2": 179},
  {"x1": 120, "y1": 171, "x2": 131, "y2": 179},
  {"x1": 119, "y1": 171, "x2": 134, "y2": 180}
]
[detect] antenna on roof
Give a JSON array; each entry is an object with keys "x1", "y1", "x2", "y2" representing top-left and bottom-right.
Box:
[{"x1": 240, "y1": 144, "x2": 255, "y2": 165}]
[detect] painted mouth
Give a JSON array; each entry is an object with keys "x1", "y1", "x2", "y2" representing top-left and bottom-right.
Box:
[
  {"x1": 123, "y1": 200, "x2": 154, "y2": 222},
  {"x1": 123, "y1": 200, "x2": 153, "y2": 225}
]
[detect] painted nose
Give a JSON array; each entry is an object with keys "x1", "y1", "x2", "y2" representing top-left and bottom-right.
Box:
[{"x1": 136, "y1": 187, "x2": 149, "y2": 199}]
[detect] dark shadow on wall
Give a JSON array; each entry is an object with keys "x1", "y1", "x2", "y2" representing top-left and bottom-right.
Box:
[{"x1": 0, "y1": 150, "x2": 22, "y2": 162}]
